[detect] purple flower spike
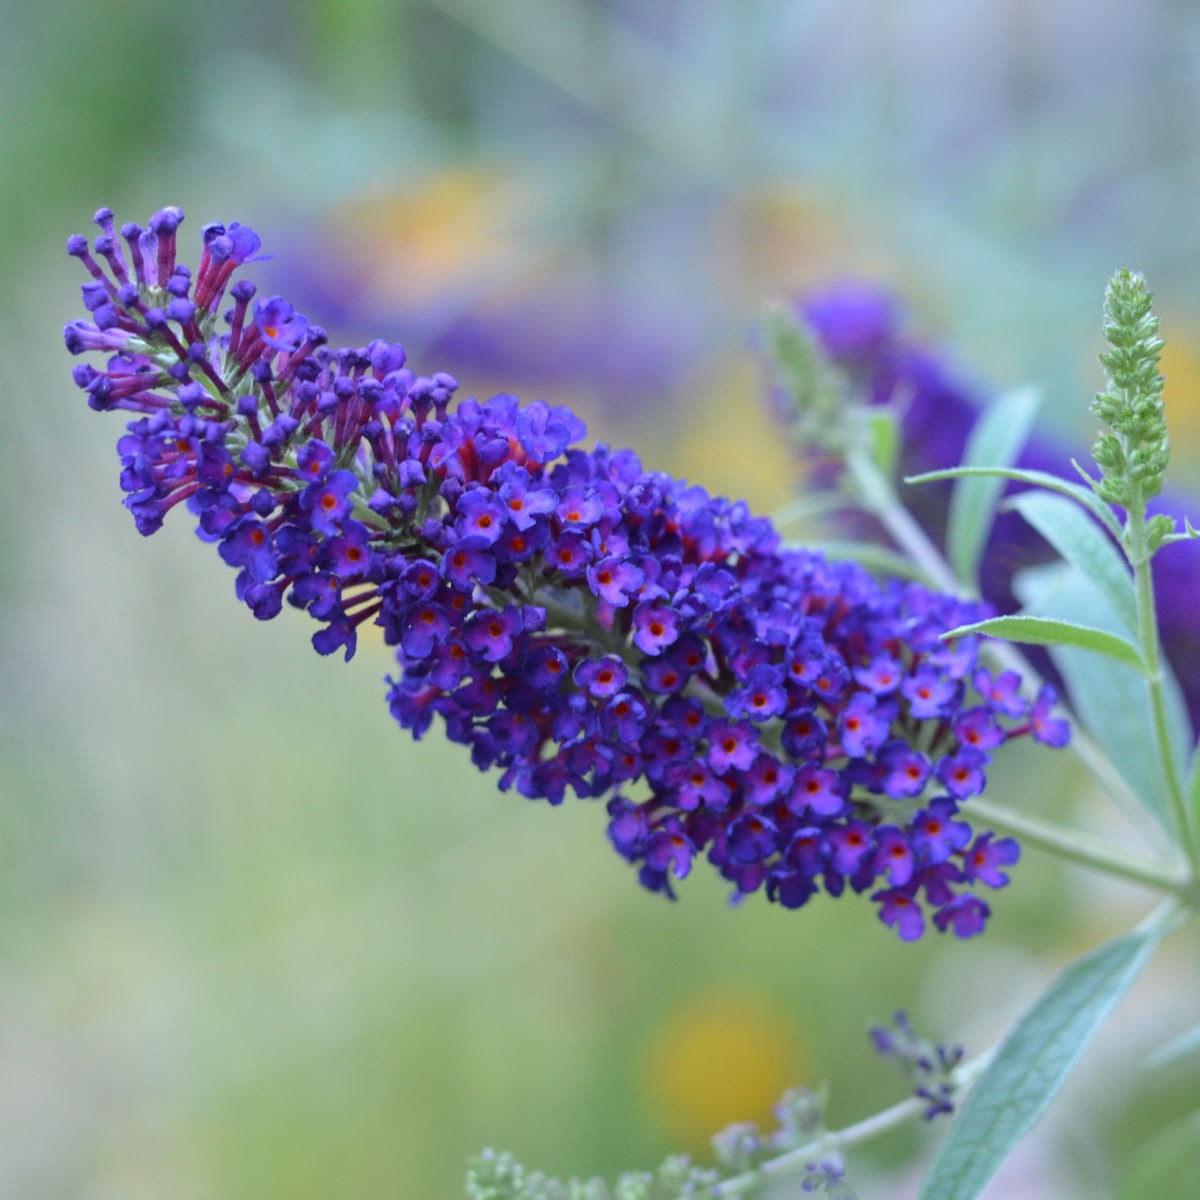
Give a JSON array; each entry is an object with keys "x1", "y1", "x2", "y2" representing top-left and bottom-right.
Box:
[{"x1": 67, "y1": 207, "x2": 1073, "y2": 942}]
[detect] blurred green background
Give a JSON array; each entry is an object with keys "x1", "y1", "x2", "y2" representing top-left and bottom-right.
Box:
[{"x1": 4, "y1": 1, "x2": 1200, "y2": 1196}]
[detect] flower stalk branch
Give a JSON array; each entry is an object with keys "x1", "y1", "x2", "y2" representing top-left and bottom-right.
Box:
[
  {"x1": 966, "y1": 798, "x2": 1192, "y2": 896},
  {"x1": 703, "y1": 1050, "x2": 995, "y2": 1199},
  {"x1": 1128, "y1": 499, "x2": 1200, "y2": 874}
]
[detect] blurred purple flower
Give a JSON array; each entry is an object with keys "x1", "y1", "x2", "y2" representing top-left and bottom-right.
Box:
[{"x1": 798, "y1": 282, "x2": 1200, "y2": 733}]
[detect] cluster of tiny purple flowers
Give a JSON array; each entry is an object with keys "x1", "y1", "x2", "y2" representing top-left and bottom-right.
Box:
[{"x1": 66, "y1": 207, "x2": 1070, "y2": 940}]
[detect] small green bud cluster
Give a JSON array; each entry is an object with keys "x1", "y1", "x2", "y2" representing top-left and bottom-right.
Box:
[
  {"x1": 465, "y1": 1084, "x2": 857, "y2": 1199},
  {"x1": 464, "y1": 1148, "x2": 718, "y2": 1200},
  {"x1": 1090, "y1": 268, "x2": 1170, "y2": 508},
  {"x1": 763, "y1": 307, "x2": 879, "y2": 463}
]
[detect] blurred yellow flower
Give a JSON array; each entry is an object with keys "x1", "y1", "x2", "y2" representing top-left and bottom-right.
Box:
[
  {"x1": 1159, "y1": 324, "x2": 1200, "y2": 464},
  {"x1": 648, "y1": 363, "x2": 796, "y2": 515},
  {"x1": 640, "y1": 988, "x2": 808, "y2": 1149},
  {"x1": 328, "y1": 167, "x2": 534, "y2": 304}
]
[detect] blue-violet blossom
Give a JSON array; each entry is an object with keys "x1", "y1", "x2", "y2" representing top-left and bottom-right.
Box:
[{"x1": 65, "y1": 208, "x2": 1070, "y2": 940}]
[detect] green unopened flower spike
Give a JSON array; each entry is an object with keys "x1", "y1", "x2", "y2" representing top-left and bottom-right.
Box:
[
  {"x1": 763, "y1": 305, "x2": 860, "y2": 458},
  {"x1": 1089, "y1": 268, "x2": 1170, "y2": 511}
]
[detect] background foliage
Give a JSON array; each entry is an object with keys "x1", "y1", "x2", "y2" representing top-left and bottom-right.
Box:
[{"x1": 4, "y1": 1, "x2": 1200, "y2": 1195}]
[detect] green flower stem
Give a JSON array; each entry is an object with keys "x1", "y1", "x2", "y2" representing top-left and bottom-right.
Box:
[
  {"x1": 1127, "y1": 500, "x2": 1200, "y2": 874},
  {"x1": 703, "y1": 1051, "x2": 995, "y2": 1199},
  {"x1": 845, "y1": 450, "x2": 1151, "y2": 826},
  {"x1": 967, "y1": 798, "x2": 1193, "y2": 897},
  {"x1": 773, "y1": 491, "x2": 860, "y2": 529},
  {"x1": 846, "y1": 450, "x2": 961, "y2": 592}
]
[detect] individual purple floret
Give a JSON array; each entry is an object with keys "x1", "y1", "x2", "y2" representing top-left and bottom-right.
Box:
[{"x1": 65, "y1": 208, "x2": 1072, "y2": 940}]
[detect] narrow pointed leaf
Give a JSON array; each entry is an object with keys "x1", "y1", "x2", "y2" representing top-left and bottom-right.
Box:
[
  {"x1": 1014, "y1": 563, "x2": 1173, "y2": 832},
  {"x1": 942, "y1": 615, "x2": 1147, "y2": 673},
  {"x1": 866, "y1": 408, "x2": 899, "y2": 480},
  {"x1": 945, "y1": 386, "x2": 1042, "y2": 588},
  {"x1": 1160, "y1": 514, "x2": 1200, "y2": 546},
  {"x1": 906, "y1": 465, "x2": 1124, "y2": 539},
  {"x1": 1005, "y1": 491, "x2": 1137, "y2": 635},
  {"x1": 920, "y1": 924, "x2": 1164, "y2": 1200}
]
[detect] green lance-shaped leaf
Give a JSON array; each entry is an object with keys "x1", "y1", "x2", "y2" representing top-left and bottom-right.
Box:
[
  {"x1": 941, "y1": 614, "x2": 1148, "y2": 674},
  {"x1": 945, "y1": 386, "x2": 1042, "y2": 589},
  {"x1": 865, "y1": 407, "x2": 900, "y2": 480},
  {"x1": 1005, "y1": 491, "x2": 1138, "y2": 636},
  {"x1": 1158, "y1": 514, "x2": 1200, "y2": 548},
  {"x1": 1014, "y1": 562, "x2": 1181, "y2": 834},
  {"x1": 919, "y1": 921, "x2": 1167, "y2": 1200},
  {"x1": 907, "y1": 465, "x2": 1124, "y2": 540},
  {"x1": 1189, "y1": 745, "x2": 1200, "y2": 832}
]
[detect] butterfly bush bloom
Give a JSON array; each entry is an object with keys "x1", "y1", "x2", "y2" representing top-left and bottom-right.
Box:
[
  {"x1": 796, "y1": 281, "x2": 1200, "y2": 735},
  {"x1": 65, "y1": 208, "x2": 1070, "y2": 940}
]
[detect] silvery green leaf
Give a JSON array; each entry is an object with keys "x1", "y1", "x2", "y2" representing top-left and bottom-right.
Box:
[
  {"x1": 944, "y1": 386, "x2": 1042, "y2": 588},
  {"x1": 905, "y1": 465, "x2": 1123, "y2": 540},
  {"x1": 1005, "y1": 490, "x2": 1137, "y2": 635},
  {"x1": 941, "y1": 614, "x2": 1147, "y2": 674},
  {"x1": 865, "y1": 407, "x2": 899, "y2": 480},
  {"x1": 920, "y1": 924, "x2": 1164, "y2": 1200},
  {"x1": 1189, "y1": 744, "x2": 1200, "y2": 831},
  {"x1": 1014, "y1": 563, "x2": 1173, "y2": 833}
]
